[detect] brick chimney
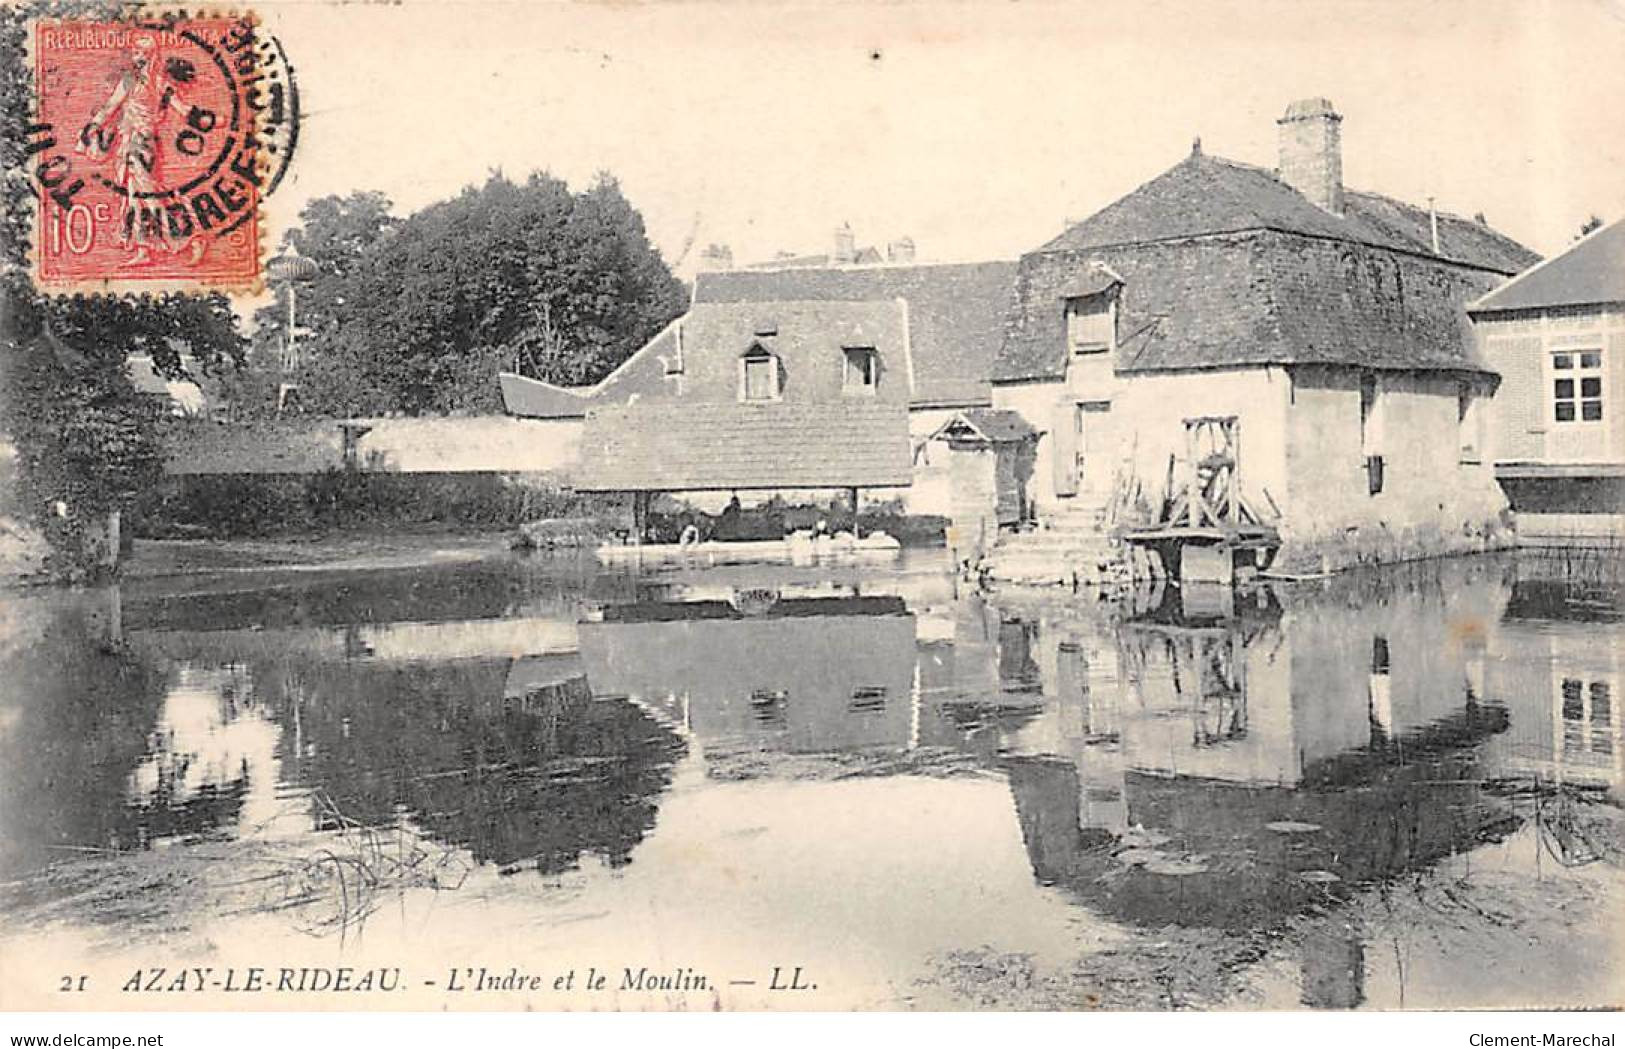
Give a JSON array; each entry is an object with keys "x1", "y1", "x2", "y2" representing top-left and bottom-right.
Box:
[
  {"x1": 833, "y1": 223, "x2": 857, "y2": 265},
  {"x1": 1277, "y1": 97, "x2": 1344, "y2": 215},
  {"x1": 886, "y1": 236, "x2": 915, "y2": 264},
  {"x1": 698, "y1": 243, "x2": 733, "y2": 271}
]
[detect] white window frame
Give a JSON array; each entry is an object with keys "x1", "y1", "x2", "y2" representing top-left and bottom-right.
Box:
[
  {"x1": 1066, "y1": 296, "x2": 1115, "y2": 355},
  {"x1": 1550, "y1": 348, "x2": 1604, "y2": 425},
  {"x1": 739, "y1": 344, "x2": 782, "y2": 403}
]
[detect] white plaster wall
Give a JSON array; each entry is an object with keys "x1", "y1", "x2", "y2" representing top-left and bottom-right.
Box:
[
  {"x1": 1282, "y1": 369, "x2": 1508, "y2": 570},
  {"x1": 994, "y1": 368, "x2": 1289, "y2": 522},
  {"x1": 991, "y1": 380, "x2": 1066, "y2": 510},
  {"x1": 1113, "y1": 368, "x2": 1291, "y2": 522},
  {"x1": 901, "y1": 407, "x2": 959, "y2": 517},
  {"x1": 1477, "y1": 307, "x2": 1625, "y2": 466},
  {"x1": 354, "y1": 416, "x2": 581, "y2": 474}
]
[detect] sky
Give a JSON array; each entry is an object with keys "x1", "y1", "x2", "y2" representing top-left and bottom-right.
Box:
[{"x1": 256, "y1": 0, "x2": 1625, "y2": 275}]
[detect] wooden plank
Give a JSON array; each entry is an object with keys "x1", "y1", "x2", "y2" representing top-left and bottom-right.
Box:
[{"x1": 1230, "y1": 419, "x2": 1242, "y2": 524}]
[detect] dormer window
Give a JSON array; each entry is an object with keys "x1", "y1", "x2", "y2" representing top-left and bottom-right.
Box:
[
  {"x1": 740, "y1": 343, "x2": 782, "y2": 402},
  {"x1": 1066, "y1": 295, "x2": 1114, "y2": 354},
  {"x1": 843, "y1": 346, "x2": 878, "y2": 394}
]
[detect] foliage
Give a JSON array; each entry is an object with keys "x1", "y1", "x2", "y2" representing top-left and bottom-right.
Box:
[
  {"x1": 258, "y1": 173, "x2": 688, "y2": 417},
  {"x1": 0, "y1": 1, "x2": 248, "y2": 578},
  {"x1": 1578, "y1": 214, "x2": 1605, "y2": 239},
  {"x1": 129, "y1": 471, "x2": 595, "y2": 539}
]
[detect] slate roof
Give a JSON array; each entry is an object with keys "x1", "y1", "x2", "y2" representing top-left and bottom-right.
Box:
[
  {"x1": 1042, "y1": 151, "x2": 1538, "y2": 273},
  {"x1": 501, "y1": 261, "x2": 1015, "y2": 417},
  {"x1": 574, "y1": 401, "x2": 912, "y2": 491},
  {"x1": 934, "y1": 408, "x2": 1038, "y2": 443},
  {"x1": 996, "y1": 151, "x2": 1538, "y2": 382},
  {"x1": 1469, "y1": 218, "x2": 1625, "y2": 313},
  {"x1": 694, "y1": 261, "x2": 1017, "y2": 407}
]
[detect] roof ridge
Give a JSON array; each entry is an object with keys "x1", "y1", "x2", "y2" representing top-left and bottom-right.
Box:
[
  {"x1": 1204, "y1": 154, "x2": 1490, "y2": 230},
  {"x1": 1343, "y1": 186, "x2": 1485, "y2": 232},
  {"x1": 1195, "y1": 152, "x2": 1278, "y2": 178}
]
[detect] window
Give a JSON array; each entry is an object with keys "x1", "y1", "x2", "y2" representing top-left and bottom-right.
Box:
[
  {"x1": 1552, "y1": 350, "x2": 1604, "y2": 423},
  {"x1": 1066, "y1": 297, "x2": 1113, "y2": 353},
  {"x1": 740, "y1": 344, "x2": 780, "y2": 402},
  {"x1": 749, "y1": 688, "x2": 788, "y2": 729},
  {"x1": 843, "y1": 346, "x2": 878, "y2": 394},
  {"x1": 849, "y1": 686, "x2": 887, "y2": 714}
]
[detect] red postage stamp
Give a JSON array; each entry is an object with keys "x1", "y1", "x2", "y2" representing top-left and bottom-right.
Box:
[{"x1": 26, "y1": 13, "x2": 298, "y2": 292}]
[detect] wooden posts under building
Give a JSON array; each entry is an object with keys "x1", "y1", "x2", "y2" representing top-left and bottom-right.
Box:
[{"x1": 630, "y1": 490, "x2": 654, "y2": 544}]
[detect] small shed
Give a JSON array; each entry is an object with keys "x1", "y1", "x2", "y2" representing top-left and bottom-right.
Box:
[{"x1": 930, "y1": 408, "x2": 1039, "y2": 562}]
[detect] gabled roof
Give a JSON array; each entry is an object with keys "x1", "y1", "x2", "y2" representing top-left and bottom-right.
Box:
[
  {"x1": 1042, "y1": 151, "x2": 1538, "y2": 275},
  {"x1": 694, "y1": 261, "x2": 1018, "y2": 407},
  {"x1": 575, "y1": 400, "x2": 912, "y2": 491},
  {"x1": 932, "y1": 408, "x2": 1038, "y2": 444},
  {"x1": 1469, "y1": 217, "x2": 1625, "y2": 314}
]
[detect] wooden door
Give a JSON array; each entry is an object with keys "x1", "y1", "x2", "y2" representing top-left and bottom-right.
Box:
[{"x1": 1074, "y1": 401, "x2": 1112, "y2": 498}]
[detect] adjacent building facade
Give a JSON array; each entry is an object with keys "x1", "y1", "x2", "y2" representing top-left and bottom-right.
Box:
[{"x1": 1469, "y1": 218, "x2": 1625, "y2": 542}]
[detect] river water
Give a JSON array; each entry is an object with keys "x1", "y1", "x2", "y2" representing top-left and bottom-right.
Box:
[{"x1": 0, "y1": 547, "x2": 1620, "y2": 1010}]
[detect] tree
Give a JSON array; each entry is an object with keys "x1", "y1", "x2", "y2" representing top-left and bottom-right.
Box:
[
  {"x1": 1578, "y1": 214, "x2": 1605, "y2": 239},
  {"x1": 0, "y1": 1, "x2": 247, "y2": 578},
  {"x1": 279, "y1": 172, "x2": 687, "y2": 417},
  {"x1": 244, "y1": 191, "x2": 400, "y2": 417}
]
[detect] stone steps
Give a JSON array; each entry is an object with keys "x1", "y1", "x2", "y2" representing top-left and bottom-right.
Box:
[
  {"x1": 979, "y1": 501, "x2": 1168, "y2": 588},
  {"x1": 981, "y1": 514, "x2": 1121, "y2": 587}
]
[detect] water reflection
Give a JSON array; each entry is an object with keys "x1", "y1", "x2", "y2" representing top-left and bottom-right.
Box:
[
  {"x1": 0, "y1": 550, "x2": 1619, "y2": 1006},
  {"x1": 580, "y1": 594, "x2": 918, "y2": 753}
]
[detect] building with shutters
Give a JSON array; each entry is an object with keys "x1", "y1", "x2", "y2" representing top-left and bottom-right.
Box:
[{"x1": 1468, "y1": 218, "x2": 1625, "y2": 544}]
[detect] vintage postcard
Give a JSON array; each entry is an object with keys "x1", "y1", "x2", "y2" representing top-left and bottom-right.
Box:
[{"x1": 1, "y1": 0, "x2": 1623, "y2": 1028}]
